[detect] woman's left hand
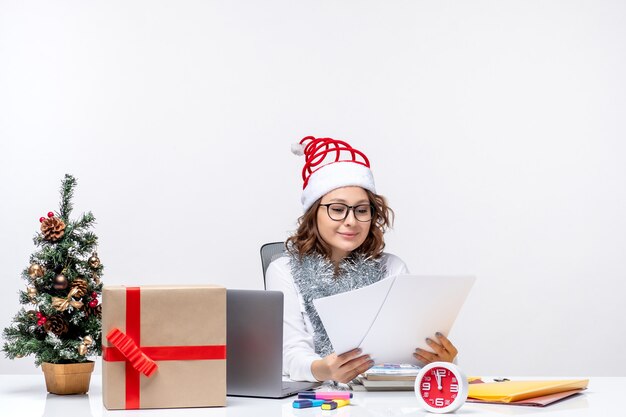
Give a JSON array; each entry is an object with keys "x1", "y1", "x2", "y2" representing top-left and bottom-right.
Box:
[{"x1": 414, "y1": 332, "x2": 458, "y2": 363}]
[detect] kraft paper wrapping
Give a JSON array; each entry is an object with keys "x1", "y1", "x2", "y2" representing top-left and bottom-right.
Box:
[{"x1": 102, "y1": 285, "x2": 226, "y2": 409}]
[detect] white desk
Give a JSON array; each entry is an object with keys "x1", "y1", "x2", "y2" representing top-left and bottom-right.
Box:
[{"x1": 0, "y1": 375, "x2": 622, "y2": 416}]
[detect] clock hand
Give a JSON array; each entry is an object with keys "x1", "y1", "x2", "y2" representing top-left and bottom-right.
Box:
[{"x1": 435, "y1": 371, "x2": 442, "y2": 390}]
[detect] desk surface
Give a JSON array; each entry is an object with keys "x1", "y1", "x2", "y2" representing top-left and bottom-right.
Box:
[{"x1": 0, "y1": 375, "x2": 621, "y2": 416}]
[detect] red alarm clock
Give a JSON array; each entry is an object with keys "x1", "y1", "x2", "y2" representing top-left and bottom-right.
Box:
[{"x1": 414, "y1": 362, "x2": 469, "y2": 413}]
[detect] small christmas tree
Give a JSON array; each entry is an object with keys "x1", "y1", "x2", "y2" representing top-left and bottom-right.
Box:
[{"x1": 2, "y1": 174, "x2": 103, "y2": 365}]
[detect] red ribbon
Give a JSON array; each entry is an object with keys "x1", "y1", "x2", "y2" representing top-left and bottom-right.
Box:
[{"x1": 102, "y1": 287, "x2": 226, "y2": 409}]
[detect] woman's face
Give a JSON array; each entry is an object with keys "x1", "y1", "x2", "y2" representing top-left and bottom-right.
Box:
[{"x1": 316, "y1": 186, "x2": 372, "y2": 264}]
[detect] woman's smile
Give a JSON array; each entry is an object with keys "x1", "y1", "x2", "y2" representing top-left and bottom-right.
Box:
[{"x1": 337, "y1": 231, "x2": 359, "y2": 239}]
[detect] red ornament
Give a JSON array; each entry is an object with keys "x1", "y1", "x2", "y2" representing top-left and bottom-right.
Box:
[
  {"x1": 88, "y1": 299, "x2": 98, "y2": 308},
  {"x1": 39, "y1": 217, "x2": 45, "y2": 223},
  {"x1": 91, "y1": 292, "x2": 98, "y2": 299},
  {"x1": 37, "y1": 316, "x2": 47, "y2": 326},
  {"x1": 36, "y1": 312, "x2": 42, "y2": 319},
  {"x1": 47, "y1": 212, "x2": 54, "y2": 218}
]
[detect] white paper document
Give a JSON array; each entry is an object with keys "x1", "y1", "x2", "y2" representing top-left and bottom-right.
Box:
[{"x1": 312, "y1": 275, "x2": 476, "y2": 364}]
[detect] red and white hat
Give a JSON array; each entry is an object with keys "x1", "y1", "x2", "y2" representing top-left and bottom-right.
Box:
[{"x1": 292, "y1": 136, "x2": 376, "y2": 211}]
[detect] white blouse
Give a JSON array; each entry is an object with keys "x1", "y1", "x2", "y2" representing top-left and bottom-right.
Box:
[{"x1": 265, "y1": 253, "x2": 409, "y2": 382}]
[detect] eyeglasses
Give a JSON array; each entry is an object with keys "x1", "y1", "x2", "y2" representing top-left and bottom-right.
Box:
[{"x1": 319, "y1": 203, "x2": 374, "y2": 222}]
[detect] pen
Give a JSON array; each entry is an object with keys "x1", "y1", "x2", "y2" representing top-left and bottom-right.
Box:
[
  {"x1": 298, "y1": 391, "x2": 353, "y2": 400},
  {"x1": 292, "y1": 399, "x2": 325, "y2": 408},
  {"x1": 321, "y1": 399, "x2": 350, "y2": 410}
]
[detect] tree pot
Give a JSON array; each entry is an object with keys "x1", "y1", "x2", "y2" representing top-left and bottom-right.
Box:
[{"x1": 41, "y1": 361, "x2": 95, "y2": 395}]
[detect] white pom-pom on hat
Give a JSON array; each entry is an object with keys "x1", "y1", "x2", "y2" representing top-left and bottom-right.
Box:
[{"x1": 291, "y1": 143, "x2": 305, "y2": 156}]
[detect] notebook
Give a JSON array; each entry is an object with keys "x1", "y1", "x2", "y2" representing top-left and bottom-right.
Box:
[
  {"x1": 467, "y1": 379, "x2": 589, "y2": 403},
  {"x1": 226, "y1": 289, "x2": 320, "y2": 398}
]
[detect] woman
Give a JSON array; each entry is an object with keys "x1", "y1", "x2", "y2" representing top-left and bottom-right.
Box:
[{"x1": 266, "y1": 136, "x2": 458, "y2": 383}]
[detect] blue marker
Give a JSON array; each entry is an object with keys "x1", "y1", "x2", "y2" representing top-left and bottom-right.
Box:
[{"x1": 293, "y1": 399, "x2": 326, "y2": 408}]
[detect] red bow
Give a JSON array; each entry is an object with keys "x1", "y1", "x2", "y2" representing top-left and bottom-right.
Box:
[{"x1": 106, "y1": 328, "x2": 158, "y2": 377}]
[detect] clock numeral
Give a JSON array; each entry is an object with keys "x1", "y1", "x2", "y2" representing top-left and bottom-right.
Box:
[
  {"x1": 450, "y1": 384, "x2": 459, "y2": 393},
  {"x1": 421, "y1": 382, "x2": 431, "y2": 391},
  {"x1": 435, "y1": 398, "x2": 444, "y2": 407}
]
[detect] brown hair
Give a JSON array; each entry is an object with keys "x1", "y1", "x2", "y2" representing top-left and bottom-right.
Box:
[{"x1": 286, "y1": 189, "x2": 394, "y2": 261}]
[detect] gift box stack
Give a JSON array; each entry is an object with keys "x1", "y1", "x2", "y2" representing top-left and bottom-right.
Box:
[{"x1": 102, "y1": 285, "x2": 226, "y2": 409}]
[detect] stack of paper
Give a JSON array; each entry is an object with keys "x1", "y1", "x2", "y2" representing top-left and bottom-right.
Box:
[
  {"x1": 364, "y1": 364, "x2": 421, "y2": 381},
  {"x1": 313, "y1": 274, "x2": 476, "y2": 364},
  {"x1": 350, "y1": 364, "x2": 420, "y2": 391}
]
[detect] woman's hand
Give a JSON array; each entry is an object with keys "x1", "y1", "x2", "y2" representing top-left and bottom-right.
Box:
[
  {"x1": 414, "y1": 332, "x2": 458, "y2": 364},
  {"x1": 311, "y1": 348, "x2": 374, "y2": 383}
]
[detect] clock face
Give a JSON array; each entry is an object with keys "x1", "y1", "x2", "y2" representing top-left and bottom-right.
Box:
[{"x1": 417, "y1": 366, "x2": 462, "y2": 409}]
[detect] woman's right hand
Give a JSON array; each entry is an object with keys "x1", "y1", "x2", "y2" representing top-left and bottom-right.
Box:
[{"x1": 311, "y1": 348, "x2": 374, "y2": 383}]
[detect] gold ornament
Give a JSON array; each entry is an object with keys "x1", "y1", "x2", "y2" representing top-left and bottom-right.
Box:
[
  {"x1": 40, "y1": 217, "x2": 66, "y2": 241},
  {"x1": 15, "y1": 354, "x2": 24, "y2": 359},
  {"x1": 92, "y1": 272, "x2": 100, "y2": 285},
  {"x1": 51, "y1": 287, "x2": 84, "y2": 311},
  {"x1": 78, "y1": 344, "x2": 87, "y2": 356},
  {"x1": 71, "y1": 278, "x2": 88, "y2": 298},
  {"x1": 26, "y1": 310, "x2": 37, "y2": 321},
  {"x1": 83, "y1": 336, "x2": 93, "y2": 346},
  {"x1": 88, "y1": 252, "x2": 101, "y2": 269},
  {"x1": 27, "y1": 287, "x2": 38, "y2": 303},
  {"x1": 53, "y1": 273, "x2": 68, "y2": 290},
  {"x1": 28, "y1": 263, "x2": 45, "y2": 279}
]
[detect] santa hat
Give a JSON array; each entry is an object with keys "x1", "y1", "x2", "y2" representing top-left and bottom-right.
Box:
[{"x1": 292, "y1": 136, "x2": 376, "y2": 211}]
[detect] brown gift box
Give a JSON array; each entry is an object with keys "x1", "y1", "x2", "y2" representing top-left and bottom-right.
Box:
[{"x1": 102, "y1": 285, "x2": 226, "y2": 409}]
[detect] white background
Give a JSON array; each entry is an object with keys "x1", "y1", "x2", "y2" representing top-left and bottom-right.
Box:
[{"x1": 1, "y1": 0, "x2": 625, "y2": 377}]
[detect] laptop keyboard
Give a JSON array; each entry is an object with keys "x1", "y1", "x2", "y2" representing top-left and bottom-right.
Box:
[{"x1": 282, "y1": 381, "x2": 319, "y2": 393}]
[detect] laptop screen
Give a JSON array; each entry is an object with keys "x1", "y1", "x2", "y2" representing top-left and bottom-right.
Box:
[{"x1": 226, "y1": 289, "x2": 285, "y2": 396}]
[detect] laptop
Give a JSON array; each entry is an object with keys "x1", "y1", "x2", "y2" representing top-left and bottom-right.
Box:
[{"x1": 226, "y1": 289, "x2": 320, "y2": 398}]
